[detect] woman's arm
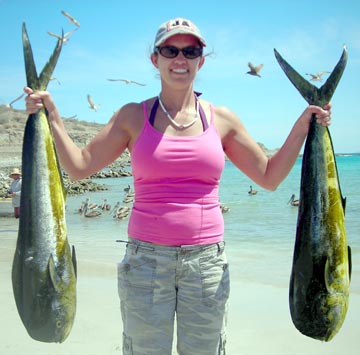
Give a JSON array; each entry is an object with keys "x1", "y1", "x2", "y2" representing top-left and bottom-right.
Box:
[
  {"x1": 24, "y1": 87, "x2": 136, "y2": 180},
  {"x1": 216, "y1": 104, "x2": 331, "y2": 190}
]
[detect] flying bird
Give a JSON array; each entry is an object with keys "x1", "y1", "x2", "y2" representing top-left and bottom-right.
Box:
[
  {"x1": 47, "y1": 28, "x2": 78, "y2": 44},
  {"x1": 87, "y1": 95, "x2": 100, "y2": 111},
  {"x1": 107, "y1": 78, "x2": 146, "y2": 86},
  {"x1": 6, "y1": 93, "x2": 25, "y2": 108},
  {"x1": 61, "y1": 10, "x2": 81, "y2": 27},
  {"x1": 305, "y1": 71, "x2": 330, "y2": 82},
  {"x1": 246, "y1": 62, "x2": 264, "y2": 77},
  {"x1": 50, "y1": 77, "x2": 61, "y2": 85}
]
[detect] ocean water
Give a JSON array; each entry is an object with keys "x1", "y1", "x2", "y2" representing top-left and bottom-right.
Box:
[{"x1": 64, "y1": 154, "x2": 360, "y2": 293}]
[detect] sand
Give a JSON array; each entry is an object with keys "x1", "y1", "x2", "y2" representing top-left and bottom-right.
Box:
[{"x1": 0, "y1": 217, "x2": 359, "y2": 355}]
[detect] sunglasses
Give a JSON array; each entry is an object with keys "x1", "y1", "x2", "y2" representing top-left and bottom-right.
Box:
[{"x1": 155, "y1": 45, "x2": 203, "y2": 59}]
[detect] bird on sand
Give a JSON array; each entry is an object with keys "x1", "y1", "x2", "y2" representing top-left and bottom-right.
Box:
[
  {"x1": 246, "y1": 62, "x2": 264, "y2": 77},
  {"x1": 107, "y1": 78, "x2": 146, "y2": 86},
  {"x1": 87, "y1": 95, "x2": 100, "y2": 111},
  {"x1": 61, "y1": 10, "x2": 81, "y2": 27},
  {"x1": 248, "y1": 185, "x2": 258, "y2": 195},
  {"x1": 305, "y1": 71, "x2": 330, "y2": 82},
  {"x1": 47, "y1": 28, "x2": 78, "y2": 44},
  {"x1": 6, "y1": 93, "x2": 25, "y2": 108}
]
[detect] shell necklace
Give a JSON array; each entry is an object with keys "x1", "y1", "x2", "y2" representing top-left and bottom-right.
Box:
[{"x1": 158, "y1": 94, "x2": 198, "y2": 130}]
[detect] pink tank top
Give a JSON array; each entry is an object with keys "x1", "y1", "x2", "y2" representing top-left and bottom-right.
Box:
[{"x1": 128, "y1": 100, "x2": 225, "y2": 245}]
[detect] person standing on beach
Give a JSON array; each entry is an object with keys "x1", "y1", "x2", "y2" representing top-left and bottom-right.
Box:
[
  {"x1": 8, "y1": 168, "x2": 22, "y2": 218},
  {"x1": 24, "y1": 17, "x2": 332, "y2": 355}
]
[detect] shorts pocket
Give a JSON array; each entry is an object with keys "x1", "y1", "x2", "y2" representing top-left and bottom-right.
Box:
[
  {"x1": 199, "y1": 250, "x2": 230, "y2": 307},
  {"x1": 117, "y1": 251, "x2": 156, "y2": 307}
]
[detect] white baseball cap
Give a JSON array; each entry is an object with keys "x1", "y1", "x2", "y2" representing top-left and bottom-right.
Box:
[{"x1": 154, "y1": 18, "x2": 206, "y2": 49}]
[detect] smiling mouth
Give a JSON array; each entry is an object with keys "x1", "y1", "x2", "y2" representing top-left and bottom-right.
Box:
[{"x1": 171, "y1": 68, "x2": 188, "y2": 74}]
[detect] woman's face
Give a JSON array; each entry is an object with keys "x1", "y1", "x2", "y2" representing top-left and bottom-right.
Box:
[{"x1": 151, "y1": 34, "x2": 205, "y2": 89}]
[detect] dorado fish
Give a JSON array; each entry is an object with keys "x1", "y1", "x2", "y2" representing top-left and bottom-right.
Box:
[
  {"x1": 274, "y1": 47, "x2": 351, "y2": 341},
  {"x1": 11, "y1": 23, "x2": 77, "y2": 343}
]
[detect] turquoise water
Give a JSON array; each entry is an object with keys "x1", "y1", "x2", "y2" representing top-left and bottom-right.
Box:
[{"x1": 64, "y1": 154, "x2": 360, "y2": 293}]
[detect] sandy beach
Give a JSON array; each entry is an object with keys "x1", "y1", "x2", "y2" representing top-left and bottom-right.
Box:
[{"x1": 0, "y1": 214, "x2": 359, "y2": 355}]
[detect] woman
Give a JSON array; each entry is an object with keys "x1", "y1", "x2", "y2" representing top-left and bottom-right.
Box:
[{"x1": 25, "y1": 17, "x2": 331, "y2": 355}]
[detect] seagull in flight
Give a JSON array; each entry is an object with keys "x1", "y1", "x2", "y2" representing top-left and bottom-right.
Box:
[
  {"x1": 246, "y1": 62, "x2": 264, "y2": 77},
  {"x1": 87, "y1": 95, "x2": 100, "y2": 111},
  {"x1": 305, "y1": 71, "x2": 330, "y2": 82},
  {"x1": 107, "y1": 78, "x2": 146, "y2": 86},
  {"x1": 6, "y1": 93, "x2": 25, "y2": 108},
  {"x1": 61, "y1": 10, "x2": 81, "y2": 27},
  {"x1": 50, "y1": 77, "x2": 61, "y2": 85},
  {"x1": 47, "y1": 28, "x2": 78, "y2": 44}
]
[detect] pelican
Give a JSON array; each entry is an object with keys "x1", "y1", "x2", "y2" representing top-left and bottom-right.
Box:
[
  {"x1": 248, "y1": 185, "x2": 258, "y2": 195},
  {"x1": 6, "y1": 93, "x2": 25, "y2": 108},
  {"x1": 305, "y1": 71, "x2": 330, "y2": 82},
  {"x1": 61, "y1": 10, "x2": 81, "y2": 27},
  {"x1": 114, "y1": 206, "x2": 130, "y2": 220},
  {"x1": 87, "y1": 94, "x2": 100, "y2": 111},
  {"x1": 246, "y1": 62, "x2": 264, "y2": 77},
  {"x1": 47, "y1": 28, "x2": 78, "y2": 44},
  {"x1": 100, "y1": 198, "x2": 111, "y2": 211},
  {"x1": 287, "y1": 194, "x2": 299, "y2": 206},
  {"x1": 123, "y1": 195, "x2": 134, "y2": 204},
  {"x1": 107, "y1": 78, "x2": 146, "y2": 86},
  {"x1": 220, "y1": 204, "x2": 230, "y2": 213},
  {"x1": 81, "y1": 198, "x2": 102, "y2": 217},
  {"x1": 110, "y1": 201, "x2": 121, "y2": 216},
  {"x1": 84, "y1": 207, "x2": 102, "y2": 218}
]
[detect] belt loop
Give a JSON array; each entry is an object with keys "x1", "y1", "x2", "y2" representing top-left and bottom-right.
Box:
[{"x1": 216, "y1": 242, "x2": 221, "y2": 253}]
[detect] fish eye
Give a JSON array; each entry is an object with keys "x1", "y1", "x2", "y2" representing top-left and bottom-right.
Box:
[{"x1": 56, "y1": 320, "x2": 62, "y2": 328}]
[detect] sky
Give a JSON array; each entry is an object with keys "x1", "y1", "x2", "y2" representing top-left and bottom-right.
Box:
[{"x1": 0, "y1": 0, "x2": 359, "y2": 153}]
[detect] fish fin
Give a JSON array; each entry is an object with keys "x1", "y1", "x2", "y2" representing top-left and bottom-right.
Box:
[
  {"x1": 38, "y1": 29, "x2": 64, "y2": 90},
  {"x1": 71, "y1": 245, "x2": 77, "y2": 278},
  {"x1": 274, "y1": 48, "x2": 319, "y2": 105},
  {"x1": 319, "y1": 46, "x2": 348, "y2": 103},
  {"x1": 274, "y1": 46, "x2": 348, "y2": 106},
  {"x1": 22, "y1": 23, "x2": 39, "y2": 89},
  {"x1": 348, "y1": 246, "x2": 352, "y2": 282},
  {"x1": 47, "y1": 254, "x2": 61, "y2": 292}
]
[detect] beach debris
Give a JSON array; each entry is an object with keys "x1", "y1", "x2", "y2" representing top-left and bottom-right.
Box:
[
  {"x1": 61, "y1": 10, "x2": 81, "y2": 27},
  {"x1": 305, "y1": 71, "x2": 330, "y2": 82},
  {"x1": 87, "y1": 94, "x2": 100, "y2": 111},
  {"x1": 47, "y1": 28, "x2": 78, "y2": 44},
  {"x1": 246, "y1": 62, "x2": 263, "y2": 77},
  {"x1": 107, "y1": 78, "x2": 146, "y2": 86},
  {"x1": 275, "y1": 46, "x2": 351, "y2": 341},
  {"x1": 12, "y1": 23, "x2": 76, "y2": 343}
]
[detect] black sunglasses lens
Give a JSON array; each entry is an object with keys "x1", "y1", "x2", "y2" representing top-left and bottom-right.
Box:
[
  {"x1": 182, "y1": 47, "x2": 202, "y2": 59},
  {"x1": 159, "y1": 46, "x2": 179, "y2": 58}
]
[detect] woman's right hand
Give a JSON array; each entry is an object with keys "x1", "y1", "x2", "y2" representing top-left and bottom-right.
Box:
[{"x1": 24, "y1": 87, "x2": 56, "y2": 115}]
